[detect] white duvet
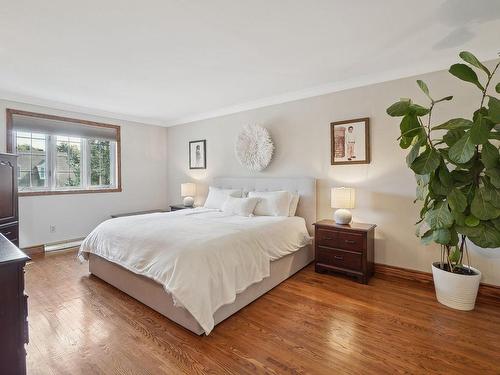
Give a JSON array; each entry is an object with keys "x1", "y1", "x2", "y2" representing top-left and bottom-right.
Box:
[{"x1": 78, "y1": 208, "x2": 311, "y2": 334}]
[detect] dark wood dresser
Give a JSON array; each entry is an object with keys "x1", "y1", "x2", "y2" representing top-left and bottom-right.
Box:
[
  {"x1": 0, "y1": 153, "x2": 19, "y2": 247},
  {"x1": 0, "y1": 234, "x2": 30, "y2": 375},
  {"x1": 314, "y1": 220, "x2": 376, "y2": 284}
]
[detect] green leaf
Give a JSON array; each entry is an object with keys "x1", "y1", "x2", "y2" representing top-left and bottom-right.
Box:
[
  {"x1": 433, "y1": 228, "x2": 451, "y2": 245},
  {"x1": 496, "y1": 82, "x2": 500, "y2": 94},
  {"x1": 409, "y1": 104, "x2": 429, "y2": 116},
  {"x1": 438, "y1": 165, "x2": 453, "y2": 188},
  {"x1": 425, "y1": 201, "x2": 454, "y2": 229},
  {"x1": 387, "y1": 100, "x2": 411, "y2": 117},
  {"x1": 487, "y1": 96, "x2": 500, "y2": 123},
  {"x1": 421, "y1": 229, "x2": 434, "y2": 245},
  {"x1": 459, "y1": 51, "x2": 490, "y2": 76},
  {"x1": 461, "y1": 183, "x2": 475, "y2": 205},
  {"x1": 481, "y1": 142, "x2": 499, "y2": 168},
  {"x1": 468, "y1": 222, "x2": 500, "y2": 248},
  {"x1": 435, "y1": 96, "x2": 453, "y2": 103},
  {"x1": 417, "y1": 80, "x2": 432, "y2": 101},
  {"x1": 448, "y1": 188, "x2": 467, "y2": 212},
  {"x1": 464, "y1": 215, "x2": 480, "y2": 227},
  {"x1": 450, "y1": 170, "x2": 472, "y2": 186},
  {"x1": 432, "y1": 118, "x2": 473, "y2": 130},
  {"x1": 411, "y1": 148, "x2": 441, "y2": 174},
  {"x1": 406, "y1": 142, "x2": 421, "y2": 167},
  {"x1": 448, "y1": 131, "x2": 475, "y2": 164},
  {"x1": 430, "y1": 176, "x2": 448, "y2": 196},
  {"x1": 469, "y1": 114, "x2": 491, "y2": 145},
  {"x1": 443, "y1": 129, "x2": 465, "y2": 147},
  {"x1": 399, "y1": 114, "x2": 422, "y2": 139},
  {"x1": 399, "y1": 136, "x2": 413, "y2": 149},
  {"x1": 485, "y1": 182, "x2": 500, "y2": 208},
  {"x1": 449, "y1": 63, "x2": 484, "y2": 91},
  {"x1": 485, "y1": 167, "x2": 500, "y2": 188},
  {"x1": 415, "y1": 174, "x2": 430, "y2": 201},
  {"x1": 453, "y1": 210, "x2": 466, "y2": 226},
  {"x1": 471, "y1": 188, "x2": 500, "y2": 220},
  {"x1": 456, "y1": 225, "x2": 481, "y2": 237},
  {"x1": 492, "y1": 217, "x2": 500, "y2": 231}
]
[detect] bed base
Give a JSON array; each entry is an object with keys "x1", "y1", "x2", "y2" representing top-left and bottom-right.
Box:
[{"x1": 89, "y1": 244, "x2": 313, "y2": 335}]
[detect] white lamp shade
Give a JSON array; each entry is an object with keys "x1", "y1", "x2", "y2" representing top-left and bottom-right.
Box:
[
  {"x1": 181, "y1": 182, "x2": 196, "y2": 197},
  {"x1": 331, "y1": 187, "x2": 355, "y2": 209}
]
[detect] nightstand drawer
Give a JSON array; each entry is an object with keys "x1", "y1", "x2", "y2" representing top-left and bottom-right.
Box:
[
  {"x1": 317, "y1": 247, "x2": 362, "y2": 271},
  {"x1": 316, "y1": 228, "x2": 365, "y2": 251}
]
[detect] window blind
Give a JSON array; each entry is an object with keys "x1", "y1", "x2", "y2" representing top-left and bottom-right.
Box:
[{"x1": 11, "y1": 113, "x2": 118, "y2": 141}]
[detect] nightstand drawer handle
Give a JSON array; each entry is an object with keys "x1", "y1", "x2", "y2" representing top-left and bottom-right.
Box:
[
  {"x1": 334, "y1": 255, "x2": 344, "y2": 260},
  {"x1": 345, "y1": 239, "x2": 356, "y2": 244},
  {"x1": 324, "y1": 237, "x2": 333, "y2": 240}
]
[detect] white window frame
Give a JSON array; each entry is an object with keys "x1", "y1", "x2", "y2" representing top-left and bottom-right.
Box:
[
  {"x1": 15, "y1": 132, "x2": 50, "y2": 193},
  {"x1": 12, "y1": 131, "x2": 118, "y2": 194},
  {"x1": 7, "y1": 108, "x2": 122, "y2": 196}
]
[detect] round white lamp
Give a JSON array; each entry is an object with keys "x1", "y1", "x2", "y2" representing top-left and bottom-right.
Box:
[
  {"x1": 181, "y1": 182, "x2": 196, "y2": 207},
  {"x1": 331, "y1": 187, "x2": 355, "y2": 224}
]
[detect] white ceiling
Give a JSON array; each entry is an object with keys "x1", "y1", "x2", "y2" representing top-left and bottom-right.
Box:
[{"x1": 0, "y1": 0, "x2": 499, "y2": 126}]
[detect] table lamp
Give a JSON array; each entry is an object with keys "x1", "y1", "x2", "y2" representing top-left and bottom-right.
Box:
[
  {"x1": 181, "y1": 183, "x2": 196, "y2": 207},
  {"x1": 331, "y1": 187, "x2": 355, "y2": 224}
]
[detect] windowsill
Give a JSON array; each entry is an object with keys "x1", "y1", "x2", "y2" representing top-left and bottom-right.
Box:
[{"x1": 18, "y1": 187, "x2": 122, "y2": 197}]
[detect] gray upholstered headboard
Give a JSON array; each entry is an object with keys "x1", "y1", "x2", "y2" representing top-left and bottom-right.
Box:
[{"x1": 212, "y1": 177, "x2": 317, "y2": 234}]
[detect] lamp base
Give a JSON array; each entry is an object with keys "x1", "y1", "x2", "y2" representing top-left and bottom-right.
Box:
[
  {"x1": 334, "y1": 209, "x2": 352, "y2": 224},
  {"x1": 183, "y1": 196, "x2": 194, "y2": 207}
]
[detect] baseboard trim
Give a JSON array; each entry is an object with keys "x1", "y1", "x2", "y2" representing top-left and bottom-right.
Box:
[
  {"x1": 375, "y1": 263, "x2": 500, "y2": 299},
  {"x1": 22, "y1": 244, "x2": 44, "y2": 257}
]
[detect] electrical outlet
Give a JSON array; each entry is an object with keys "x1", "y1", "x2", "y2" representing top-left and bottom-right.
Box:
[{"x1": 50, "y1": 225, "x2": 56, "y2": 233}]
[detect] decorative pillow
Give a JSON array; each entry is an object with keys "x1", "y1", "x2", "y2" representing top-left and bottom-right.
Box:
[
  {"x1": 221, "y1": 196, "x2": 260, "y2": 217},
  {"x1": 248, "y1": 191, "x2": 292, "y2": 217},
  {"x1": 288, "y1": 192, "x2": 300, "y2": 216},
  {"x1": 204, "y1": 187, "x2": 242, "y2": 209}
]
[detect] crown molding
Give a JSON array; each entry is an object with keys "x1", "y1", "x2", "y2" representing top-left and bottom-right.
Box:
[{"x1": 167, "y1": 51, "x2": 500, "y2": 127}]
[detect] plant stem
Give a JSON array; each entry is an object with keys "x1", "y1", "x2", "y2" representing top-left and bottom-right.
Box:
[{"x1": 480, "y1": 61, "x2": 500, "y2": 108}]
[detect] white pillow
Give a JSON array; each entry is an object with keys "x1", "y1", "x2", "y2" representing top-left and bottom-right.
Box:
[
  {"x1": 204, "y1": 187, "x2": 242, "y2": 209},
  {"x1": 221, "y1": 196, "x2": 260, "y2": 217},
  {"x1": 288, "y1": 192, "x2": 300, "y2": 216},
  {"x1": 248, "y1": 191, "x2": 292, "y2": 216}
]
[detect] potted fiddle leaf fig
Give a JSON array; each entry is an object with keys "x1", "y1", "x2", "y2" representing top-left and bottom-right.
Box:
[{"x1": 387, "y1": 51, "x2": 500, "y2": 311}]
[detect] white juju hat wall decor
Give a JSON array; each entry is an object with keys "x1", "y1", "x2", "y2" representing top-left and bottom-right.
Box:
[{"x1": 235, "y1": 124, "x2": 274, "y2": 171}]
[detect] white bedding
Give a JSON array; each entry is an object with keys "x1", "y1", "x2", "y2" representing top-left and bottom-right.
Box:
[{"x1": 78, "y1": 208, "x2": 311, "y2": 334}]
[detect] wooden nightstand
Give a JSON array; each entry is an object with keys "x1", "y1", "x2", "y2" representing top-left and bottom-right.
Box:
[
  {"x1": 169, "y1": 204, "x2": 191, "y2": 211},
  {"x1": 313, "y1": 220, "x2": 376, "y2": 284}
]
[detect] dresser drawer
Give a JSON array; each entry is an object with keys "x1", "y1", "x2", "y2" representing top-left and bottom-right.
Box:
[
  {"x1": 316, "y1": 247, "x2": 363, "y2": 271},
  {"x1": 0, "y1": 224, "x2": 18, "y2": 243},
  {"x1": 316, "y1": 228, "x2": 365, "y2": 251}
]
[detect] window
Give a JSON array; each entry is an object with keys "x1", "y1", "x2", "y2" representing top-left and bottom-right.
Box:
[
  {"x1": 7, "y1": 109, "x2": 121, "y2": 196},
  {"x1": 56, "y1": 136, "x2": 82, "y2": 188},
  {"x1": 16, "y1": 131, "x2": 48, "y2": 189}
]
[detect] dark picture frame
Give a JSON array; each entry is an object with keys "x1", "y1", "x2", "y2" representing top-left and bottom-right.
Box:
[
  {"x1": 330, "y1": 117, "x2": 370, "y2": 165},
  {"x1": 189, "y1": 139, "x2": 206, "y2": 169}
]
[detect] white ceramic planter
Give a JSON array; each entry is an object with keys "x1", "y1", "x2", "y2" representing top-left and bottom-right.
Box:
[{"x1": 431, "y1": 262, "x2": 481, "y2": 311}]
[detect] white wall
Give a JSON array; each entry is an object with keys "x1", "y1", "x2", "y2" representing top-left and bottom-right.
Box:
[
  {"x1": 166, "y1": 60, "x2": 500, "y2": 286},
  {"x1": 0, "y1": 100, "x2": 168, "y2": 248}
]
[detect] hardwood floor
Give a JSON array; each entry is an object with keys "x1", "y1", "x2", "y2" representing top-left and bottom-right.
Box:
[{"x1": 25, "y1": 250, "x2": 500, "y2": 375}]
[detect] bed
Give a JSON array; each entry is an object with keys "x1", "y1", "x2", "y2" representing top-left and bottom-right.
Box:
[{"x1": 79, "y1": 177, "x2": 316, "y2": 335}]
